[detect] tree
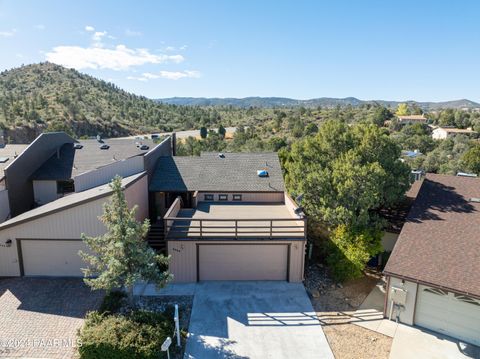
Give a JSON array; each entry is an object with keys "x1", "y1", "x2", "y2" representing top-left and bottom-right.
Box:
[
  {"x1": 218, "y1": 124, "x2": 226, "y2": 138},
  {"x1": 283, "y1": 120, "x2": 411, "y2": 229},
  {"x1": 395, "y1": 103, "x2": 409, "y2": 116},
  {"x1": 199, "y1": 126, "x2": 208, "y2": 139},
  {"x1": 80, "y1": 176, "x2": 171, "y2": 304},
  {"x1": 461, "y1": 143, "x2": 480, "y2": 175},
  {"x1": 369, "y1": 106, "x2": 392, "y2": 127}
]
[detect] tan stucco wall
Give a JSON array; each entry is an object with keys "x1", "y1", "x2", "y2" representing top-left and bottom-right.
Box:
[
  {"x1": 381, "y1": 231, "x2": 399, "y2": 252},
  {"x1": 168, "y1": 239, "x2": 305, "y2": 283},
  {"x1": 196, "y1": 191, "x2": 284, "y2": 203},
  {"x1": 33, "y1": 180, "x2": 59, "y2": 205},
  {"x1": 386, "y1": 276, "x2": 418, "y2": 325}
]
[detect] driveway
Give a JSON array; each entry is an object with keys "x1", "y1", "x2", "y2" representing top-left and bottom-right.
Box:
[
  {"x1": 185, "y1": 281, "x2": 334, "y2": 359},
  {"x1": 0, "y1": 278, "x2": 104, "y2": 358}
]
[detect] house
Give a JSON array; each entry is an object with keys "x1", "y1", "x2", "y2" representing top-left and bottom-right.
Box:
[
  {"x1": 384, "y1": 174, "x2": 480, "y2": 346},
  {"x1": 0, "y1": 133, "x2": 173, "y2": 276},
  {"x1": 431, "y1": 126, "x2": 477, "y2": 140},
  {"x1": 396, "y1": 114, "x2": 427, "y2": 125},
  {"x1": 149, "y1": 152, "x2": 307, "y2": 282},
  {"x1": 0, "y1": 134, "x2": 306, "y2": 283}
]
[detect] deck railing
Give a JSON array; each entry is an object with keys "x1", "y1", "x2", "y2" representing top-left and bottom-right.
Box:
[{"x1": 164, "y1": 217, "x2": 307, "y2": 239}]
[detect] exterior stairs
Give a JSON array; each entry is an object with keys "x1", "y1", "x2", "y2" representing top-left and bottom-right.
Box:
[{"x1": 147, "y1": 223, "x2": 167, "y2": 253}]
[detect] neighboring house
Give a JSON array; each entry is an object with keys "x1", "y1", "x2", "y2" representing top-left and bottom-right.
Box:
[
  {"x1": 431, "y1": 126, "x2": 477, "y2": 140},
  {"x1": 149, "y1": 152, "x2": 306, "y2": 282},
  {"x1": 384, "y1": 174, "x2": 480, "y2": 346},
  {"x1": 396, "y1": 114, "x2": 427, "y2": 125}
]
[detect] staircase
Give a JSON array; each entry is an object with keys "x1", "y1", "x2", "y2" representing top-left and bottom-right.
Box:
[{"x1": 147, "y1": 223, "x2": 167, "y2": 253}]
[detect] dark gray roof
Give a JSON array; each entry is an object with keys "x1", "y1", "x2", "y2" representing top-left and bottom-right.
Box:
[
  {"x1": 0, "y1": 172, "x2": 146, "y2": 230},
  {"x1": 149, "y1": 152, "x2": 285, "y2": 192},
  {"x1": 0, "y1": 144, "x2": 29, "y2": 180},
  {"x1": 32, "y1": 138, "x2": 155, "y2": 180}
]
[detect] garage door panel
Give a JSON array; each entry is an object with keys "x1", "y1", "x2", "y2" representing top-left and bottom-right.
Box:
[
  {"x1": 22, "y1": 240, "x2": 88, "y2": 277},
  {"x1": 199, "y1": 244, "x2": 288, "y2": 281},
  {"x1": 415, "y1": 285, "x2": 480, "y2": 346}
]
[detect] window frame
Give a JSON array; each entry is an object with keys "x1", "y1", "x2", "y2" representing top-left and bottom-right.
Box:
[
  {"x1": 232, "y1": 194, "x2": 242, "y2": 201},
  {"x1": 218, "y1": 194, "x2": 228, "y2": 201},
  {"x1": 204, "y1": 194, "x2": 214, "y2": 201}
]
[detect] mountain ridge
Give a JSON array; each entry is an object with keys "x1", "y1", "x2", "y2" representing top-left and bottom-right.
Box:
[{"x1": 157, "y1": 96, "x2": 480, "y2": 110}]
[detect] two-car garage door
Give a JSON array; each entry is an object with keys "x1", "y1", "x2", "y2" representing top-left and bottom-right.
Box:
[
  {"x1": 20, "y1": 240, "x2": 87, "y2": 277},
  {"x1": 198, "y1": 244, "x2": 289, "y2": 281},
  {"x1": 415, "y1": 285, "x2": 480, "y2": 346}
]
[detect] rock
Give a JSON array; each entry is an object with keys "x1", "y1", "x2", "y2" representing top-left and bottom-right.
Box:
[
  {"x1": 337, "y1": 283, "x2": 343, "y2": 289},
  {"x1": 311, "y1": 289, "x2": 320, "y2": 298}
]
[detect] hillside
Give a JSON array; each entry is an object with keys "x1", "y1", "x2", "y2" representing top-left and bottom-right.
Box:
[
  {"x1": 158, "y1": 96, "x2": 480, "y2": 110},
  {"x1": 0, "y1": 63, "x2": 218, "y2": 142}
]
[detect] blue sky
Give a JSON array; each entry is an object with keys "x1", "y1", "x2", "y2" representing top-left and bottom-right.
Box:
[{"x1": 0, "y1": 0, "x2": 479, "y2": 101}]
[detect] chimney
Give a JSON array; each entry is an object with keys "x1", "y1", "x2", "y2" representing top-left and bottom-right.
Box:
[{"x1": 171, "y1": 132, "x2": 177, "y2": 156}]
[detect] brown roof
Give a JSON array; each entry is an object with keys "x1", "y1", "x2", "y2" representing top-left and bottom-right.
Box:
[
  {"x1": 397, "y1": 115, "x2": 427, "y2": 121},
  {"x1": 384, "y1": 174, "x2": 480, "y2": 297}
]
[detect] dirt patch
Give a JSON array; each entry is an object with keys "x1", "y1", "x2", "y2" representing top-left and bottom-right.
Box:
[{"x1": 306, "y1": 264, "x2": 393, "y2": 359}]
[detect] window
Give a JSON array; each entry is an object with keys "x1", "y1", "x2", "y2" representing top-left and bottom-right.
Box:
[
  {"x1": 218, "y1": 194, "x2": 228, "y2": 201},
  {"x1": 233, "y1": 194, "x2": 242, "y2": 201},
  {"x1": 204, "y1": 194, "x2": 214, "y2": 201},
  {"x1": 423, "y1": 287, "x2": 448, "y2": 296},
  {"x1": 454, "y1": 294, "x2": 480, "y2": 306},
  {"x1": 57, "y1": 180, "x2": 75, "y2": 195}
]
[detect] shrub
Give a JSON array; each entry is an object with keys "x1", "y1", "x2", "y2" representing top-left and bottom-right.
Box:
[
  {"x1": 78, "y1": 311, "x2": 174, "y2": 359},
  {"x1": 326, "y1": 225, "x2": 383, "y2": 282},
  {"x1": 99, "y1": 291, "x2": 127, "y2": 314}
]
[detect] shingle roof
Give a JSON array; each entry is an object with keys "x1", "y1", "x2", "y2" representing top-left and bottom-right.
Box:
[
  {"x1": 0, "y1": 144, "x2": 29, "y2": 181},
  {"x1": 149, "y1": 152, "x2": 285, "y2": 192},
  {"x1": 384, "y1": 174, "x2": 480, "y2": 297},
  {"x1": 32, "y1": 138, "x2": 155, "y2": 180},
  {"x1": 0, "y1": 172, "x2": 146, "y2": 230}
]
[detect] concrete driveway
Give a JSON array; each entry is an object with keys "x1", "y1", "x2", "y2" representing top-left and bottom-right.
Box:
[
  {"x1": 185, "y1": 281, "x2": 334, "y2": 359},
  {"x1": 0, "y1": 278, "x2": 104, "y2": 359}
]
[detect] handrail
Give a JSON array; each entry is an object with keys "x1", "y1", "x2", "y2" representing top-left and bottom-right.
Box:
[{"x1": 164, "y1": 216, "x2": 307, "y2": 239}]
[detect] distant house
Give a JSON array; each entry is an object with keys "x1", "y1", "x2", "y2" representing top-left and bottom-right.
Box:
[
  {"x1": 384, "y1": 174, "x2": 480, "y2": 346},
  {"x1": 396, "y1": 114, "x2": 427, "y2": 125},
  {"x1": 431, "y1": 126, "x2": 476, "y2": 140}
]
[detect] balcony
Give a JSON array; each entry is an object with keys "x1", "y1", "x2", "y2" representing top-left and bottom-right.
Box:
[{"x1": 164, "y1": 198, "x2": 306, "y2": 240}]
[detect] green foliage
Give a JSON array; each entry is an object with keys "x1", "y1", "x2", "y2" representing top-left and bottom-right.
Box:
[
  {"x1": 327, "y1": 225, "x2": 383, "y2": 282},
  {"x1": 199, "y1": 126, "x2": 208, "y2": 139},
  {"x1": 80, "y1": 176, "x2": 171, "y2": 297},
  {"x1": 395, "y1": 103, "x2": 409, "y2": 116},
  {"x1": 218, "y1": 124, "x2": 226, "y2": 138},
  {"x1": 99, "y1": 291, "x2": 127, "y2": 314},
  {"x1": 368, "y1": 106, "x2": 392, "y2": 127},
  {"x1": 283, "y1": 120, "x2": 411, "y2": 229},
  {"x1": 78, "y1": 311, "x2": 174, "y2": 359},
  {"x1": 421, "y1": 136, "x2": 472, "y2": 174},
  {"x1": 461, "y1": 143, "x2": 480, "y2": 175}
]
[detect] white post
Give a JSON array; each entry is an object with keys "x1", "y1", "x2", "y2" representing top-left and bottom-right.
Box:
[{"x1": 174, "y1": 304, "x2": 181, "y2": 347}]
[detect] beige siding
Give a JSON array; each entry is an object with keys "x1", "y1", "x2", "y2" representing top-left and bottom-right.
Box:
[
  {"x1": 33, "y1": 180, "x2": 58, "y2": 205},
  {"x1": 21, "y1": 240, "x2": 89, "y2": 277},
  {"x1": 0, "y1": 189, "x2": 9, "y2": 223},
  {"x1": 0, "y1": 174, "x2": 148, "y2": 277},
  {"x1": 197, "y1": 191, "x2": 284, "y2": 203},
  {"x1": 74, "y1": 156, "x2": 144, "y2": 192},
  {"x1": 124, "y1": 174, "x2": 148, "y2": 221},
  {"x1": 168, "y1": 239, "x2": 305, "y2": 283},
  {"x1": 382, "y1": 231, "x2": 399, "y2": 252},
  {"x1": 386, "y1": 276, "x2": 418, "y2": 325}
]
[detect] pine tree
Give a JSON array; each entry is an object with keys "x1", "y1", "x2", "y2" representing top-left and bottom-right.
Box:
[{"x1": 80, "y1": 176, "x2": 171, "y2": 304}]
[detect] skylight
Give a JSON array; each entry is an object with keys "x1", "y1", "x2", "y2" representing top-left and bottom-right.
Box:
[{"x1": 0, "y1": 157, "x2": 9, "y2": 163}]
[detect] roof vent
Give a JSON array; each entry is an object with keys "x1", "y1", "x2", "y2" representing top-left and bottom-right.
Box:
[
  {"x1": 0, "y1": 157, "x2": 9, "y2": 163},
  {"x1": 470, "y1": 198, "x2": 480, "y2": 203},
  {"x1": 257, "y1": 169, "x2": 268, "y2": 177},
  {"x1": 74, "y1": 143, "x2": 83, "y2": 149},
  {"x1": 457, "y1": 172, "x2": 478, "y2": 178},
  {"x1": 218, "y1": 153, "x2": 225, "y2": 158}
]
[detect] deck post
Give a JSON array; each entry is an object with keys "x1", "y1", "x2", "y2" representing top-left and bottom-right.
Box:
[{"x1": 270, "y1": 220, "x2": 273, "y2": 238}]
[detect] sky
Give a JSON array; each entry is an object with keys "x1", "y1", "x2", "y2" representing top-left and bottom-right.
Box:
[{"x1": 0, "y1": 0, "x2": 480, "y2": 102}]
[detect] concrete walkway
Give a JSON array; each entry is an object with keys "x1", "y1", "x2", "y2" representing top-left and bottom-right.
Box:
[
  {"x1": 352, "y1": 281, "x2": 480, "y2": 359},
  {"x1": 185, "y1": 281, "x2": 334, "y2": 359}
]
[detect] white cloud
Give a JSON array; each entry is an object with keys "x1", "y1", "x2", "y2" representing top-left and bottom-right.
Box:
[
  {"x1": 0, "y1": 29, "x2": 16, "y2": 38},
  {"x1": 85, "y1": 25, "x2": 95, "y2": 32},
  {"x1": 46, "y1": 44, "x2": 185, "y2": 71},
  {"x1": 35, "y1": 24, "x2": 46, "y2": 30},
  {"x1": 142, "y1": 70, "x2": 201, "y2": 80},
  {"x1": 127, "y1": 75, "x2": 148, "y2": 82},
  {"x1": 92, "y1": 31, "x2": 107, "y2": 47},
  {"x1": 125, "y1": 28, "x2": 142, "y2": 37}
]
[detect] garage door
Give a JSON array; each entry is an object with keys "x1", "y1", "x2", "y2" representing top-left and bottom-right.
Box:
[
  {"x1": 198, "y1": 244, "x2": 288, "y2": 281},
  {"x1": 21, "y1": 240, "x2": 88, "y2": 277},
  {"x1": 415, "y1": 285, "x2": 480, "y2": 346}
]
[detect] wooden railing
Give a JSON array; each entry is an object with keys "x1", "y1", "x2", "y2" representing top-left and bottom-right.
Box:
[{"x1": 164, "y1": 217, "x2": 307, "y2": 239}]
